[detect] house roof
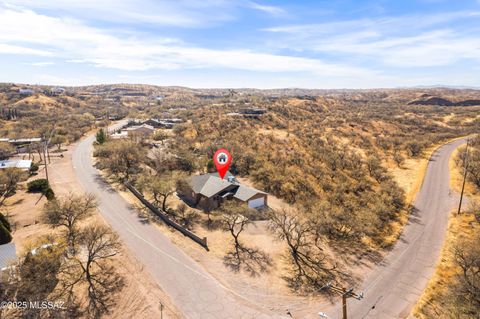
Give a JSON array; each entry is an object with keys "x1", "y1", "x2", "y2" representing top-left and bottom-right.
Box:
[
  {"x1": 126, "y1": 124, "x2": 155, "y2": 131},
  {"x1": 190, "y1": 171, "x2": 266, "y2": 201},
  {"x1": 0, "y1": 159, "x2": 32, "y2": 170},
  {"x1": 0, "y1": 138, "x2": 42, "y2": 144},
  {"x1": 0, "y1": 242, "x2": 16, "y2": 270},
  {"x1": 234, "y1": 185, "x2": 267, "y2": 201}
]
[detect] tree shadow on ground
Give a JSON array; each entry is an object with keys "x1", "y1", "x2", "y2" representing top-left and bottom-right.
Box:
[
  {"x1": 201, "y1": 217, "x2": 223, "y2": 231},
  {"x1": 6, "y1": 197, "x2": 24, "y2": 206},
  {"x1": 407, "y1": 205, "x2": 422, "y2": 225},
  {"x1": 279, "y1": 262, "x2": 357, "y2": 297},
  {"x1": 223, "y1": 245, "x2": 272, "y2": 277},
  {"x1": 129, "y1": 203, "x2": 151, "y2": 224},
  {"x1": 93, "y1": 174, "x2": 116, "y2": 194},
  {"x1": 330, "y1": 237, "x2": 384, "y2": 270}
]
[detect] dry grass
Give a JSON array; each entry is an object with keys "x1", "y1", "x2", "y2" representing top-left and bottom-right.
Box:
[
  {"x1": 449, "y1": 147, "x2": 478, "y2": 196},
  {"x1": 442, "y1": 113, "x2": 455, "y2": 123},
  {"x1": 390, "y1": 143, "x2": 439, "y2": 205},
  {"x1": 257, "y1": 128, "x2": 291, "y2": 140},
  {"x1": 413, "y1": 212, "x2": 477, "y2": 318},
  {"x1": 13, "y1": 94, "x2": 61, "y2": 110}
]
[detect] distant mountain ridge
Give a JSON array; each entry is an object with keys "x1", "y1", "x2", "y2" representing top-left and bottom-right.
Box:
[{"x1": 408, "y1": 97, "x2": 480, "y2": 106}]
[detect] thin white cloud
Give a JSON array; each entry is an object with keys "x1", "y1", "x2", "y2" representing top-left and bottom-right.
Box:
[
  {"x1": 246, "y1": 1, "x2": 286, "y2": 16},
  {"x1": 27, "y1": 61, "x2": 55, "y2": 67},
  {"x1": 0, "y1": 43, "x2": 52, "y2": 56},
  {"x1": 3, "y1": 0, "x2": 235, "y2": 27},
  {"x1": 1, "y1": 2, "x2": 477, "y2": 88},
  {"x1": 0, "y1": 6, "x2": 374, "y2": 77},
  {"x1": 264, "y1": 11, "x2": 480, "y2": 67}
]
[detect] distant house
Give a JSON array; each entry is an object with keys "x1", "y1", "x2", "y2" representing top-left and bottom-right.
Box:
[
  {"x1": 235, "y1": 108, "x2": 268, "y2": 119},
  {"x1": 125, "y1": 124, "x2": 156, "y2": 137},
  {"x1": 50, "y1": 87, "x2": 66, "y2": 96},
  {"x1": 142, "y1": 119, "x2": 164, "y2": 128},
  {"x1": 142, "y1": 118, "x2": 183, "y2": 129},
  {"x1": 1, "y1": 138, "x2": 42, "y2": 152},
  {"x1": 19, "y1": 88, "x2": 35, "y2": 95},
  {"x1": 181, "y1": 171, "x2": 268, "y2": 211},
  {"x1": 239, "y1": 108, "x2": 267, "y2": 115},
  {"x1": 6, "y1": 138, "x2": 42, "y2": 145},
  {"x1": 110, "y1": 131, "x2": 129, "y2": 139},
  {"x1": 0, "y1": 159, "x2": 32, "y2": 171}
]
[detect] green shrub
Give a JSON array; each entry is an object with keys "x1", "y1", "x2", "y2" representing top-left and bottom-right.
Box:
[
  {"x1": 0, "y1": 213, "x2": 11, "y2": 232},
  {"x1": 96, "y1": 128, "x2": 107, "y2": 145},
  {"x1": 26, "y1": 179, "x2": 55, "y2": 200},
  {"x1": 44, "y1": 188, "x2": 55, "y2": 201},
  {"x1": 0, "y1": 223, "x2": 12, "y2": 245},
  {"x1": 27, "y1": 179, "x2": 49, "y2": 193},
  {"x1": 29, "y1": 162, "x2": 39, "y2": 174}
]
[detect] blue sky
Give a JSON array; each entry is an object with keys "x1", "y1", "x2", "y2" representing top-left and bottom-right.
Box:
[{"x1": 0, "y1": 0, "x2": 479, "y2": 88}]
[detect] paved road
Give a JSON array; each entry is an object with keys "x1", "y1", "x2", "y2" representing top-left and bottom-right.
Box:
[
  {"x1": 343, "y1": 138, "x2": 468, "y2": 319},
  {"x1": 72, "y1": 124, "x2": 282, "y2": 319}
]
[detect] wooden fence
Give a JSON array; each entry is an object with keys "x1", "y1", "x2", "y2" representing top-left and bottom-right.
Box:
[{"x1": 124, "y1": 182, "x2": 209, "y2": 251}]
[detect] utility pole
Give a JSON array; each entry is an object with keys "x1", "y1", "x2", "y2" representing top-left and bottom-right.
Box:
[
  {"x1": 325, "y1": 284, "x2": 363, "y2": 319},
  {"x1": 106, "y1": 109, "x2": 110, "y2": 134},
  {"x1": 457, "y1": 139, "x2": 470, "y2": 215},
  {"x1": 43, "y1": 139, "x2": 49, "y2": 183},
  {"x1": 45, "y1": 123, "x2": 56, "y2": 164}
]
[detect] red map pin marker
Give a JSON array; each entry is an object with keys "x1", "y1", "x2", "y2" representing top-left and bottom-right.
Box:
[{"x1": 213, "y1": 149, "x2": 232, "y2": 179}]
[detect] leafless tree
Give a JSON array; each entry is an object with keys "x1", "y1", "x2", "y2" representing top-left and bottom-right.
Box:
[
  {"x1": 220, "y1": 202, "x2": 252, "y2": 258},
  {"x1": 269, "y1": 209, "x2": 338, "y2": 291},
  {"x1": 0, "y1": 142, "x2": 14, "y2": 160},
  {"x1": 0, "y1": 168, "x2": 26, "y2": 206},
  {"x1": 42, "y1": 193, "x2": 97, "y2": 250},
  {"x1": 220, "y1": 202, "x2": 271, "y2": 275},
  {"x1": 77, "y1": 224, "x2": 123, "y2": 318},
  {"x1": 94, "y1": 140, "x2": 146, "y2": 181},
  {"x1": 393, "y1": 150, "x2": 404, "y2": 167},
  {"x1": 136, "y1": 173, "x2": 179, "y2": 212},
  {"x1": 451, "y1": 234, "x2": 480, "y2": 314},
  {"x1": 0, "y1": 236, "x2": 80, "y2": 318},
  {"x1": 176, "y1": 203, "x2": 199, "y2": 230}
]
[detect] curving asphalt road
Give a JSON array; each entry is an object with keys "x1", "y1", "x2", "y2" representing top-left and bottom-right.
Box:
[
  {"x1": 72, "y1": 123, "x2": 283, "y2": 319},
  {"x1": 343, "y1": 137, "x2": 468, "y2": 319}
]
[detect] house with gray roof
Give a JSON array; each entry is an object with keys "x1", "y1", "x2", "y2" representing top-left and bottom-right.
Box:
[{"x1": 181, "y1": 171, "x2": 267, "y2": 211}]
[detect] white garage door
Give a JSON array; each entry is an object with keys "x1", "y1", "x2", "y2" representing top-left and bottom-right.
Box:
[{"x1": 248, "y1": 197, "x2": 265, "y2": 208}]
